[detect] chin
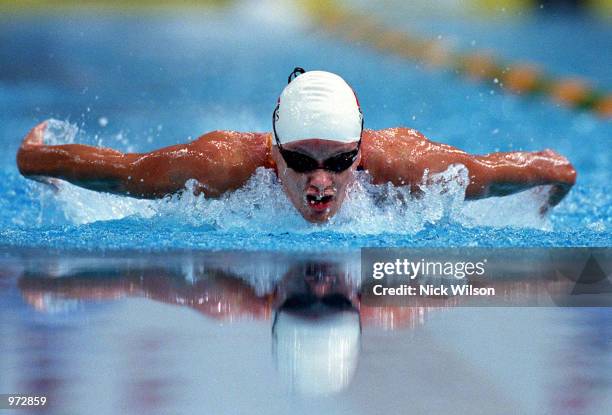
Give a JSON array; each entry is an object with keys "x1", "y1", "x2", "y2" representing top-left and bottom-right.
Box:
[
  {"x1": 302, "y1": 206, "x2": 338, "y2": 223},
  {"x1": 305, "y1": 214, "x2": 331, "y2": 224}
]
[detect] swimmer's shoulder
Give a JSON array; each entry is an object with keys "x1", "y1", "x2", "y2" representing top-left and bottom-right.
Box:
[
  {"x1": 360, "y1": 127, "x2": 431, "y2": 178},
  {"x1": 191, "y1": 130, "x2": 274, "y2": 168},
  {"x1": 362, "y1": 127, "x2": 428, "y2": 146},
  {"x1": 361, "y1": 127, "x2": 429, "y2": 157}
]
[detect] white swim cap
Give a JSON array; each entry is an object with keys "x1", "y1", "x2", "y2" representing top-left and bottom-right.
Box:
[
  {"x1": 273, "y1": 308, "x2": 361, "y2": 397},
  {"x1": 273, "y1": 69, "x2": 363, "y2": 144}
]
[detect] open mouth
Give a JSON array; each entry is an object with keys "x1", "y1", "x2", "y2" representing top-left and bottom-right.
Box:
[{"x1": 305, "y1": 194, "x2": 334, "y2": 212}]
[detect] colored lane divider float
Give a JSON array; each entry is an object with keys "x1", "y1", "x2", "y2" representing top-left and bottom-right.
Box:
[{"x1": 301, "y1": 1, "x2": 612, "y2": 119}]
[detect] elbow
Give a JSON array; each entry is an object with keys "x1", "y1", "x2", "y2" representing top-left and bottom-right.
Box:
[{"x1": 538, "y1": 149, "x2": 577, "y2": 187}]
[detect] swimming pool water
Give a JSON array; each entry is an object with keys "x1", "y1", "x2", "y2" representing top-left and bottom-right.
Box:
[{"x1": 0, "y1": 3, "x2": 610, "y2": 250}]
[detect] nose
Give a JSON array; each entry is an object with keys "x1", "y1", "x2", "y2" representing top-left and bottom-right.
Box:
[{"x1": 307, "y1": 170, "x2": 334, "y2": 193}]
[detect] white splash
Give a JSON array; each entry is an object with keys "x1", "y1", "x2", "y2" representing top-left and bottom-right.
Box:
[{"x1": 43, "y1": 119, "x2": 79, "y2": 145}]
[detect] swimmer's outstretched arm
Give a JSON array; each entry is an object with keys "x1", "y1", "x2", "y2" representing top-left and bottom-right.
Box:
[
  {"x1": 362, "y1": 128, "x2": 577, "y2": 213},
  {"x1": 17, "y1": 121, "x2": 272, "y2": 198},
  {"x1": 18, "y1": 269, "x2": 271, "y2": 320}
]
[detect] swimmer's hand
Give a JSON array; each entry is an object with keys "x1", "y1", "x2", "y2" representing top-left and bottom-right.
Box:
[
  {"x1": 22, "y1": 121, "x2": 47, "y2": 147},
  {"x1": 540, "y1": 183, "x2": 573, "y2": 215},
  {"x1": 17, "y1": 121, "x2": 61, "y2": 192},
  {"x1": 535, "y1": 149, "x2": 576, "y2": 215},
  {"x1": 466, "y1": 147, "x2": 576, "y2": 214}
]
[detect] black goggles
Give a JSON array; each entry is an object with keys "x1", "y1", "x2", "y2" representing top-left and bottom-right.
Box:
[
  {"x1": 280, "y1": 293, "x2": 355, "y2": 311},
  {"x1": 277, "y1": 144, "x2": 360, "y2": 173}
]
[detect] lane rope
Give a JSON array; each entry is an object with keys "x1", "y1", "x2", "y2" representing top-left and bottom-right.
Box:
[{"x1": 301, "y1": 1, "x2": 612, "y2": 119}]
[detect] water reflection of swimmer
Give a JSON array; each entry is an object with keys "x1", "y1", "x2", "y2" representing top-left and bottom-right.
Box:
[
  {"x1": 17, "y1": 260, "x2": 568, "y2": 328},
  {"x1": 17, "y1": 261, "x2": 574, "y2": 397},
  {"x1": 17, "y1": 69, "x2": 576, "y2": 223}
]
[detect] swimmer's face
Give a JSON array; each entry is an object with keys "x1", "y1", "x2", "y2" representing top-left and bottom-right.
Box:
[
  {"x1": 274, "y1": 262, "x2": 360, "y2": 310},
  {"x1": 272, "y1": 139, "x2": 360, "y2": 223}
]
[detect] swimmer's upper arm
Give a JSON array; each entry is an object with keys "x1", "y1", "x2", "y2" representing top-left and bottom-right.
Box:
[
  {"x1": 360, "y1": 128, "x2": 473, "y2": 189},
  {"x1": 127, "y1": 130, "x2": 272, "y2": 198}
]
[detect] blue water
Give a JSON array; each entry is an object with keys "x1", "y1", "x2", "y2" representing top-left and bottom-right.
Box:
[{"x1": 0, "y1": 4, "x2": 610, "y2": 251}]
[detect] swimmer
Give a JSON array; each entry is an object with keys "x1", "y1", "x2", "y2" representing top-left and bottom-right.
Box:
[{"x1": 16, "y1": 68, "x2": 576, "y2": 223}]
